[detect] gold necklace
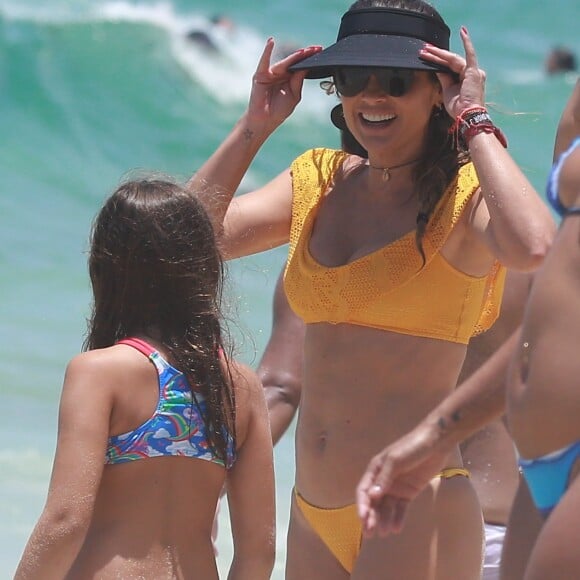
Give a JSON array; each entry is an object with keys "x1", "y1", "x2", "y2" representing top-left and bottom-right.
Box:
[{"x1": 368, "y1": 158, "x2": 421, "y2": 182}]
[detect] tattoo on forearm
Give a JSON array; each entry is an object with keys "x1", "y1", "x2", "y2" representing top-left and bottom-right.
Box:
[
  {"x1": 244, "y1": 129, "x2": 254, "y2": 141},
  {"x1": 437, "y1": 410, "x2": 462, "y2": 432}
]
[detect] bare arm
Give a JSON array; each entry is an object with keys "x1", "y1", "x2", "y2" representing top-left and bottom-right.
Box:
[
  {"x1": 357, "y1": 328, "x2": 521, "y2": 537},
  {"x1": 553, "y1": 78, "x2": 580, "y2": 159},
  {"x1": 423, "y1": 28, "x2": 555, "y2": 270},
  {"x1": 257, "y1": 268, "x2": 305, "y2": 445},
  {"x1": 552, "y1": 81, "x2": 580, "y2": 209},
  {"x1": 187, "y1": 40, "x2": 321, "y2": 259},
  {"x1": 14, "y1": 354, "x2": 112, "y2": 579},
  {"x1": 227, "y1": 363, "x2": 276, "y2": 580},
  {"x1": 466, "y1": 132, "x2": 554, "y2": 270}
]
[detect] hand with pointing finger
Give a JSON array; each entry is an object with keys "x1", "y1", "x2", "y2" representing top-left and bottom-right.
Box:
[
  {"x1": 248, "y1": 38, "x2": 322, "y2": 132},
  {"x1": 420, "y1": 27, "x2": 486, "y2": 118}
]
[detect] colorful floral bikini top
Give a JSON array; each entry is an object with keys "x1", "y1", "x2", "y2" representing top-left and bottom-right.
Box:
[
  {"x1": 105, "y1": 337, "x2": 235, "y2": 469},
  {"x1": 284, "y1": 148, "x2": 506, "y2": 345}
]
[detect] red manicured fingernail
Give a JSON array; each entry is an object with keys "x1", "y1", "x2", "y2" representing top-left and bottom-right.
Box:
[{"x1": 461, "y1": 26, "x2": 468, "y2": 35}]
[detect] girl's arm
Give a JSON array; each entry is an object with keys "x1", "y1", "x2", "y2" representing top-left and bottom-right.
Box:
[
  {"x1": 226, "y1": 363, "x2": 275, "y2": 580},
  {"x1": 187, "y1": 40, "x2": 321, "y2": 259},
  {"x1": 14, "y1": 353, "x2": 113, "y2": 579},
  {"x1": 423, "y1": 28, "x2": 556, "y2": 271}
]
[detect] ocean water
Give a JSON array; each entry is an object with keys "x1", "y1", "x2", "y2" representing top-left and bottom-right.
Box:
[{"x1": 0, "y1": 0, "x2": 576, "y2": 577}]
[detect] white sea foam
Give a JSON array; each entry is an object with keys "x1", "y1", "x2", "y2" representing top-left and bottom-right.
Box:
[{"x1": 0, "y1": 0, "x2": 331, "y2": 117}]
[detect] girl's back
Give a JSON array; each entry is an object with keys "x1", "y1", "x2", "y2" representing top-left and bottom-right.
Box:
[
  {"x1": 15, "y1": 179, "x2": 275, "y2": 580},
  {"x1": 66, "y1": 340, "x2": 229, "y2": 579}
]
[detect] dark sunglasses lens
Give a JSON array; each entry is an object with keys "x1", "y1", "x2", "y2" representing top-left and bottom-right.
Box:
[
  {"x1": 335, "y1": 68, "x2": 415, "y2": 97},
  {"x1": 335, "y1": 68, "x2": 370, "y2": 96},
  {"x1": 380, "y1": 69, "x2": 414, "y2": 97},
  {"x1": 389, "y1": 75, "x2": 407, "y2": 97}
]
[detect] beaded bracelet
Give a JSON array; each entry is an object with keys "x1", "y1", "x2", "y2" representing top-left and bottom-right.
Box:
[{"x1": 449, "y1": 106, "x2": 508, "y2": 151}]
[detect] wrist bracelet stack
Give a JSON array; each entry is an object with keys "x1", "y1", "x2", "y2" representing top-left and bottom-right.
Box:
[{"x1": 449, "y1": 106, "x2": 508, "y2": 152}]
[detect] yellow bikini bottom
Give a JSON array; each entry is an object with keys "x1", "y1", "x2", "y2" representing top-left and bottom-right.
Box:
[{"x1": 294, "y1": 467, "x2": 470, "y2": 574}]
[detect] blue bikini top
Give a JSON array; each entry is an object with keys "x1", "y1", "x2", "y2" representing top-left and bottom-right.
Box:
[{"x1": 547, "y1": 137, "x2": 580, "y2": 218}]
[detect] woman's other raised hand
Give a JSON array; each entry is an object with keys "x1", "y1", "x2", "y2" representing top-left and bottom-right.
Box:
[{"x1": 248, "y1": 38, "x2": 322, "y2": 132}]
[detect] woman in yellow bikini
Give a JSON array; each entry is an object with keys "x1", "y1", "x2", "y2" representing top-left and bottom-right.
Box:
[{"x1": 190, "y1": 1, "x2": 554, "y2": 577}]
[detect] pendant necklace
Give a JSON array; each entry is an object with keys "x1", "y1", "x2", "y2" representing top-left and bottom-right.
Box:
[{"x1": 368, "y1": 158, "x2": 421, "y2": 182}]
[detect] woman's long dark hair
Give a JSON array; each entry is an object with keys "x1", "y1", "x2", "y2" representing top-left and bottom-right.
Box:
[
  {"x1": 85, "y1": 178, "x2": 235, "y2": 462},
  {"x1": 341, "y1": 0, "x2": 470, "y2": 263}
]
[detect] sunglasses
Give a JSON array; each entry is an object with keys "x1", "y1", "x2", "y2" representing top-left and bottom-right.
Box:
[{"x1": 334, "y1": 67, "x2": 416, "y2": 98}]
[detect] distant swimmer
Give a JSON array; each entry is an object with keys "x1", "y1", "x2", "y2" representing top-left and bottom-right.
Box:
[
  {"x1": 545, "y1": 46, "x2": 577, "y2": 75},
  {"x1": 185, "y1": 14, "x2": 236, "y2": 53}
]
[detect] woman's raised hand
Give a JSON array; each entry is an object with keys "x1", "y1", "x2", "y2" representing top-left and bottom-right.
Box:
[
  {"x1": 420, "y1": 27, "x2": 486, "y2": 118},
  {"x1": 248, "y1": 38, "x2": 322, "y2": 131}
]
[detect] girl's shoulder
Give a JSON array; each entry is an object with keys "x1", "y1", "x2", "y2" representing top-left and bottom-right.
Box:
[
  {"x1": 227, "y1": 359, "x2": 267, "y2": 448},
  {"x1": 65, "y1": 344, "x2": 152, "y2": 394},
  {"x1": 228, "y1": 359, "x2": 262, "y2": 403}
]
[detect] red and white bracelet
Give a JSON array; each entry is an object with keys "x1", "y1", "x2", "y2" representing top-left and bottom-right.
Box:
[{"x1": 449, "y1": 106, "x2": 508, "y2": 151}]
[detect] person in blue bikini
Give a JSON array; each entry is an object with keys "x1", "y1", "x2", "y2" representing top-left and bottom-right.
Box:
[
  {"x1": 505, "y1": 78, "x2": 580, "y2": 580},
  {"x1": 15, "y1": 177, "x2": 275, "y2": 580}
]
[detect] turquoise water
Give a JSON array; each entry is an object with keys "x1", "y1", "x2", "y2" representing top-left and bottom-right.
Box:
[{"x1": 0, "y1": 0, "x2": 577, "y2": 577}]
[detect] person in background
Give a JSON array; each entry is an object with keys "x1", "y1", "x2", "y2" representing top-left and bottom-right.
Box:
[
  {"x1": 14, "y1": 177, "x2": 275, "y2": 580},
  {"x1": 502, "y1": 78, "x2": 580, "y2": 580},
  {"x1": 544, "y1": 46, "x2": 577, "y2": 76},
  {"x1": 186, "y1": 14, "x2": 237, "y2": 53},
  {"x1": 189, "y1": 0, "x2": 554, "y2": 575}
]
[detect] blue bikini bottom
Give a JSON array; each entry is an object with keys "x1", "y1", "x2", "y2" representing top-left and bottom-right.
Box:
[{"x1": 519, "y1": 439, "x2": 580, "y2": 517}]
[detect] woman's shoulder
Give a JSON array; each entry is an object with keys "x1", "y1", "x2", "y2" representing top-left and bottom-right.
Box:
[
  {"x1": 291, "y1": 147, "x2": 348, "y2": 170},
  {"x1": 290, "y1": 148, "x2": 352, "y2": 199}
]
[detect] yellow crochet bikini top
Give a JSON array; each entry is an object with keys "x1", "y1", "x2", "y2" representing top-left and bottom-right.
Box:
[{"x1": 284, "y1": 148, "x2": 506, "y2": 344}]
